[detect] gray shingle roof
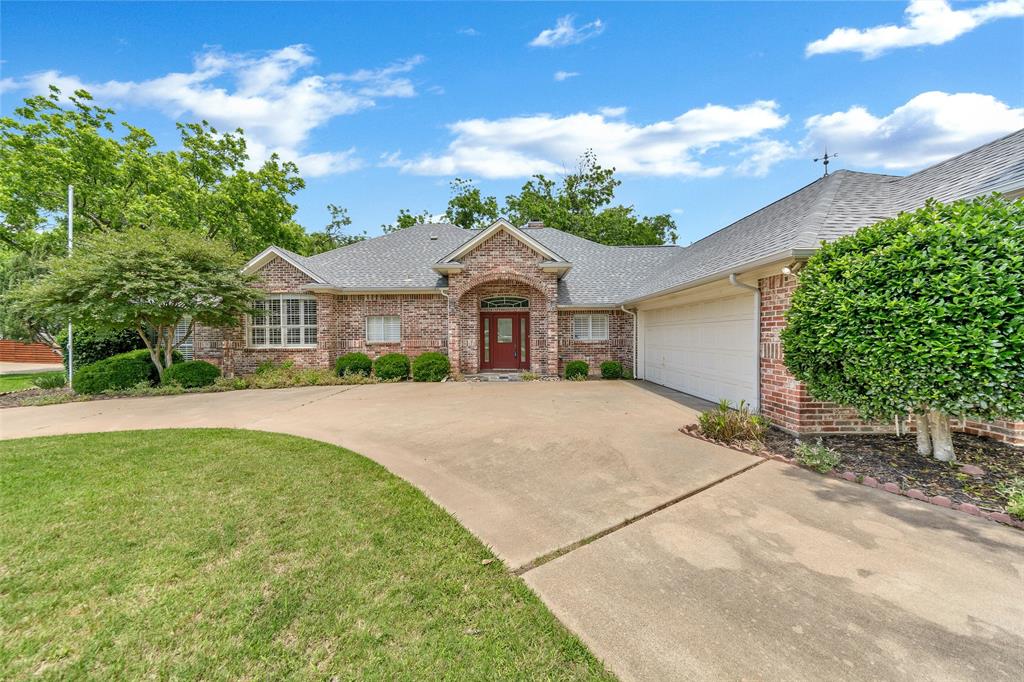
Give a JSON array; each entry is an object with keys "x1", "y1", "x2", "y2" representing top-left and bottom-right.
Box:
[{"x1": 274, "y1": 129, "x2": 1024, "y2": 306}]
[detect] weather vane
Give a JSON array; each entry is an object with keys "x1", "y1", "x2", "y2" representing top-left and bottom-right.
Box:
[{"x1": 814, "y1": 149, "x2": 838, "y2": 177}]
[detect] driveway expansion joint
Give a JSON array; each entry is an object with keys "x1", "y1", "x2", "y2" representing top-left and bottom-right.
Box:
[{"x1": 513, "y1": 458, "x2": 765, "y2": 575}]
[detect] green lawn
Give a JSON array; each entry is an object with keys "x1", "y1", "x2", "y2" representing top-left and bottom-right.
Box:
[
  {"x1": 0, "y1": 429, "x2": 613, "y2": 680},
  {"x1": 0, "y1": 370, "x2": 64, "y2": 392}
]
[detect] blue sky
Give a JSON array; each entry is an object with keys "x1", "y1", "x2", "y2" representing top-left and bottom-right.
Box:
[{"x1": 2, "y1": 1, "x2": 1022, "y2": 244}]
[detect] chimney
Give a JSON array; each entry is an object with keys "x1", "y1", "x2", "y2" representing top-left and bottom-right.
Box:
[{"x1": 524, "y1": 220, "x2": 545, "y2": 229}]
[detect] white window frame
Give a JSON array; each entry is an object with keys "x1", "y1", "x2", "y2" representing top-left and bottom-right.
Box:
[
  {"x1": 572, "y1": 313, "x2": 609, "y2": 342},
  {"x1": 366, "y1": 315, "x2": 401, "y2": 344},
  {"x1": 247, "y1": 294, "x2": 318, "y2": 349}
]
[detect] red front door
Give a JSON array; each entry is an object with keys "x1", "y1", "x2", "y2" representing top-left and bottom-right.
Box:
[{"x1": 480, "y1": 312, "x2": 529, "y2": 370}]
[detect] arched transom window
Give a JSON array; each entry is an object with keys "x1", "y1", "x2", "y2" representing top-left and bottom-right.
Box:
[{"x1": 480, "y1": 295, "x2": 530, "y2": 309}]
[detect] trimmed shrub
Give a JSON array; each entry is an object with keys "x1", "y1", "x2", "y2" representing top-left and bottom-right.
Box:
[
  {"x1": 696, "y1": 399, "x2": 767, "y2": 444},
  {"x1": 72, "y1": 349, "x2": 182, "y2": 395},
  {"x1": 412, "y1": 352, "x2": 450, "y2": 382},
  {"x1": 999, "y1": 479, "x2": 1024, "y2": 520},
  {"x1": 56, "y1": 326, "x2": 145, "y2": 372},
  {"x1": 374, "y1": 353, "x2": 410, "y2": 381},
  {"x1": 564, "y1": 360, "x2": 589, "y2": 380},
  {"x1": 73, "y1": 350, "x2": 152, "y2": 394},
  {"x1": 600, "y1": 361, "x2": 623, "y2": 379},
  {"x1": 162, "y1": 360, "x2": 221, "y2": 388},
  {"x1": 794, "y1": 439, "x2": 842, "y2": 473},
  {"x1": 335, "y1": 352, "x2": 373, "y2": 377}
]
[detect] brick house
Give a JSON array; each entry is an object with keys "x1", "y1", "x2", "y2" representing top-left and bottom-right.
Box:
[{"x1": 196, "y1": 130, "x2": 1024, "y2": 445}]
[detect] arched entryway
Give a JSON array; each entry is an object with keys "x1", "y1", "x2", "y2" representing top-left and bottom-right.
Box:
[{"x1": 479, "y1": 296, "x2": 530, "y2": 370}]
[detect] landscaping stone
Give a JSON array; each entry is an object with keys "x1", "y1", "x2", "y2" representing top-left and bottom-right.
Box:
[
  {"x1": 862, "y1": 476, "x2": 879, "y2": 488},
  {"x1": 958, "y1": 464, "x2": 985, "y2": 477},
  {"x1": 842, "y1": 472, "x2": 857, "y2": 481},
  {"x1": 956, "y1": 503, "x2": 982, "y2": 516},
  {"x1": 906, "y1": 489, "x2": 928, "y2": 501},
  {"x1": 929, "y1": 496, "x2": 952, "y2": 508},
  {"x1": 882, "y1": 482, "x2": 901, "y2": 494}
]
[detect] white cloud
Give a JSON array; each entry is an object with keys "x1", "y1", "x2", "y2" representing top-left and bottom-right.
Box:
[
  {"x1": 387, "y1": 101, "x2": 789, "y2": 179},
  {"x1": 807, "y1": 0, "x2": 1024, "y2": 58},
  {"x1": 553, "y1": 70, "x2": 580, "y2": 82},
  {"x1": 599, "y1": 106, "x2": 627, "y2": 117},
  {"x1": 458, "y1": 27, "x2": 480, "y2": 37},
  {"x1": 671, "y1": 208, "x2": 685, "y2": 215},
  {"x1": 529, "y1": 15, "x2": 605, "y2": 47},
  {"x1": 734, "y1": 139, "x2": 797, "y2": 177},
  {"x1": 8, "y1": 45, "x2": 423, "y2": 177},
  {"x1": 803, "y1": 91, "x2": 1024, "y2": 169}
]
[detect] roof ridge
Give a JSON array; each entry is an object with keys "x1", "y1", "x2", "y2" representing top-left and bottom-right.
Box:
[{"x1": 899, "y1": 128, "x2": 1024, "y2": 181}]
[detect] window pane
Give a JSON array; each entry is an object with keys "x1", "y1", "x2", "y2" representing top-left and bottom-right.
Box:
[
  {"x1": 252, "y1": 327, "x2": 266, "y2": 345},
  {"x1": 269, "y1": 327, "x2": 282, "y2": 345},
  {"x1": 572, "y1": 315, "x2": 589, "y2": 340},
  {"x1": 497, "y1": 317, "x2": 512, "y2": 343},
  {"x1": 286, "y1": 299, "x2": 301, "y2": 325},
  {"x1": 484, "y1": 318, "x2": 490, "y2": 362},
  {"x1": 287, "y1": 327, "x2": 301, "y2": 344},
  {"x1": 384, "y1": 316, "x2": 400, "y2": 341},
  {"x1": 304, "y1": 300, "x2": 317, "y2": 325},
  {"x1": 592, "y1": 315, "x2": 609, "y2": 340},
  {"x1": 253, "y1": 300, "x2": 267, "y2": 325},
  {"x1": 520, "y1": 317, "x2": 526, "y2": 360},
  {"x1": 268, "y1": 299, "x2": 281, "y2": 325},
  {"x1": 303, "y1": 327, "x2": 317, "y2": 345}
]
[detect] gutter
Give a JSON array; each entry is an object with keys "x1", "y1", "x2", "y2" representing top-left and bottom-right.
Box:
[
  {"x1": 622, "y1": 247, "x2": 815, "y2": 307},
  {"x1": 728, "y1": 274, "x2": 761, "y2": 412}
]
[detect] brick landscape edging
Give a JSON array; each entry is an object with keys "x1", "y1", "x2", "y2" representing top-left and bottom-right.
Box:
[{"x1": 679, "y1": 424, "x2": 1024, "y2": 530}]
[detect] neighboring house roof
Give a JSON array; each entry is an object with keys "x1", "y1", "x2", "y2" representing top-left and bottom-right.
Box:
[{"x1": 249, "y1": 130, "x2": 1024, "y2": 306}]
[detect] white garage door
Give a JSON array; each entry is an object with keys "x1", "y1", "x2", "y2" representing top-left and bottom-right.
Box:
[{"x1": 642, "y1": 293, "x2": 757, "y2": 407}]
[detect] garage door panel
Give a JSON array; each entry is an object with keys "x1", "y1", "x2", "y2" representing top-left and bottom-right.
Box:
[{"x1": 643, "y1": 293, "x2": 756, "y2": 407}]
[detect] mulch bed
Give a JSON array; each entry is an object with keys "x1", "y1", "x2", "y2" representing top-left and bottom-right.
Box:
[{"x1": 762, "y1": 429, "x2": 1022, "y2": 513}]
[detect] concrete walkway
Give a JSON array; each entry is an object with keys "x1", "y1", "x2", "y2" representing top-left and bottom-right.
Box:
[
  {"x1": 2, "y1": 382, "x2": 1022, "y2": 680},
  {"x1": 0, "y1": 361, "x2": 63, "y2": 375}
]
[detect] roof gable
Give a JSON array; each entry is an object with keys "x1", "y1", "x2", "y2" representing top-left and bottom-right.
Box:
[
  {"x1": 436, "y1": 219, "x2": 567, "y2": 265},
  {"x1": 244, "y1": 246, "x2": 327, "y2": 284}
]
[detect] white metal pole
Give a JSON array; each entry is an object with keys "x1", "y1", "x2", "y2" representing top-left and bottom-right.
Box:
[{"x1": 67, "y1": 185, "x2": 74, "y2": 385}]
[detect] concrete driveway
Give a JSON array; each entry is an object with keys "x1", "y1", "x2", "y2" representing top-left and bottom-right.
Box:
[{"x1": 2, "y1": 381, "x2": 1022, "y2": 680}]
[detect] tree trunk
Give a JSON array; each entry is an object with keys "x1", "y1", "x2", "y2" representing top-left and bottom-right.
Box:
[
  {"x1": 915, "y1": 413, "x2": 932, "y2": 456},
  {"x1": 137, "y1": 325, "x2": 165, "y2": 381},
  {"x1": 928, "y1": 410, "x2": 955, "y2": 462}
]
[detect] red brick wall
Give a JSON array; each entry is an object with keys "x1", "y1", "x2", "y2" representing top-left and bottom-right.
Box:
[
  {"x1": 557, "y1": 309, "x2": 634, "y2": 376},
  {"x1": 758, "y1": 273, "x2": 1023, "y2": 446},
  {"x1": 447, "y1": 229, "x2": 560, "y2": 375}
]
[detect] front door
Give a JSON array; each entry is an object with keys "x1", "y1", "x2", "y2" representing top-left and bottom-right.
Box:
[{"x1": 480, "y1": 312, "x2": 529, "y2": 370}]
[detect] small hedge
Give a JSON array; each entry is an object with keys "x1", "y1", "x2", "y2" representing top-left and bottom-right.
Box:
[
  {"x1": 564, "y1": 360, "x2": 589, "y2": 380},
  {"x1": 374, "y1": 353, "x2": 410, "y2": 381},
  {"x1": 335, "y1": 352, "x2": 372, "y2": 377},
  {"x1": 600, "y1": 361, "x2": 623, "y2": 379},
  {"x1": 412, "y1": 352, "x2": 450, "y2": 382},
  {"x1": 73, "y1": 349, "x2": 183, "y2": 395},
  {"x1": 162, "y1": 360, "x2": 221, "y2": 388}
]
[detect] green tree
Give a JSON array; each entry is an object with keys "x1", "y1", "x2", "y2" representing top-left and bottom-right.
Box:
[
  {"x1": 781, "y1": 196, "x2": 1024, "y2": 462},
  {"x1": 0, "y1": 87, "x2": 308, "y2": 257},
  {"x1": 450, "y1": 150, "x2": 677, "y2": 245},
  {"x1": 302, "y1": 203, "x2": 366, "y2": 254},
  {"x1": 7, "y1": 226, "x2": 261, "y2": 381},
  {"x1": 382, "y1": 208, "x2": 433, "y2": 233},
  {"x1": 444, "y1": 178, "x2": 499, "y2": 229}
]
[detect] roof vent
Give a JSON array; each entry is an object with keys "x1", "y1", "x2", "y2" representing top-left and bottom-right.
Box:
[
  {"x1": 525, "y1": 220, "x2": 544, "y2": 229},
  {"x1": 429, "y1": 234, "x2": 438, "y2": 240}
]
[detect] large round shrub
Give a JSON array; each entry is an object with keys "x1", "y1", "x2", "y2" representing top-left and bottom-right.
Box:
[
  {"x1": 600, "y1": 361, "x2": 623, "y2": 379},
  {"x1": 412, "y1": 352, "x2": 450, "y2": 382},
  {"x1": 564, "y1": 360, "x2": 589, "y2": 380},
  {"x1": 73, "y1": 350, "x2": 154, "y2": 394},
  {"x1": 781, "y1": 195, "x2": 1024, "y2": 461},
  {"x1": 72, "y1": 348, "x2": 183, "y2": 394},
  {"x1": 335, "y1": 352, "x2": 372, "y2": 377},
  {"x1": 162, "y1": 360, "x2": 221, "y2": 388},
  {"x1": 374, "y1": 353, "x2": 410, "y2": 381}
]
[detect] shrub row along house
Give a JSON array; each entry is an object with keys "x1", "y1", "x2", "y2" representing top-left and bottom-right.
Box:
[{"x1": 195, "y1": 130, "x2": 1024, "y2": 445}]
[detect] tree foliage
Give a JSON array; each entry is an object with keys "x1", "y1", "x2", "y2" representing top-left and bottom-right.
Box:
[
  {"x1": 461, "y1": 150, "x2": 677, "y2": 245},
  {"x1": 302, "y1": 203, "x2": 366, "y2": 254},
  {"x1": 781, "y1": 196, "x2": 1024, "y2": 460},
  {"x1": 7, "y1": 227, "x2": 261, "y2": 380},
  {"x1": 382, "y1": 208, "x2": 433, "y2": 234},
  {"x1": 0, "y1": 87, "x2": 308, "y2": 257}
]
